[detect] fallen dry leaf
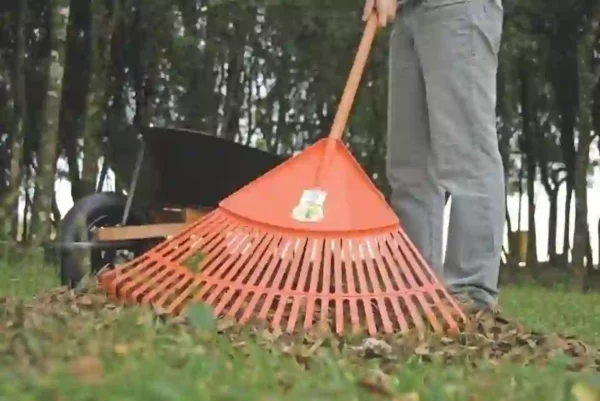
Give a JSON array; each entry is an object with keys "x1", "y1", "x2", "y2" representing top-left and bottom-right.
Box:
[
  {"x1": 572, "y1": 382, "x2": 600, "y2": 401},
  {"x1": 70, "y1": 356, "x2": 104, "y2": 385},
  {"x1": 217, "y1": 317, "x2": 237, "y2": 332},
  {"x1": 414, "y1": 343, "x2": 429, "y2": 356},
  {"x1": 358, "y1": 373, "x2": 392, "y2": 396},
  {"x1": 3, "y1": 284, "x2": 600, "y2": 383},
  {"x1": 113, "y1": 343, "x2": 130, "y2": 355},
  {"x1": 355, "y1": 338, "x2": 393, "y2": 358},
  {"x1": 77, "y1": 296, "x2": 93, "y2": 306},
  {"x1": 393, "y1": 392, "x2": 420, "y2": 401}
]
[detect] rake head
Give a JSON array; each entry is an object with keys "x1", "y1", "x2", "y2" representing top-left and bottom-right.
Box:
[{"x1": 99, "y1": 138, "x2": 467, "y2": 336}]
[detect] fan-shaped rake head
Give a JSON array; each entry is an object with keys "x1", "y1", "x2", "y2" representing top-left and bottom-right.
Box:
[
  {"x1": 99, "y1": 16, "x2": 468, "y2": 336},
  {"x1": 99, "y1": 208, "x2": 467, "y2": 336}
]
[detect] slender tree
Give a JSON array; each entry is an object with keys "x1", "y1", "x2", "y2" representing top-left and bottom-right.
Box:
[{"x1": 30, "y1": 0, "x2": 71, "y2": 243}]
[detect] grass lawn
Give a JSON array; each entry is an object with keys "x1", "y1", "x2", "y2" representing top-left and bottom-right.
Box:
[{"x1": 1, "y1": 259, "x2": 600, "y2": 401}]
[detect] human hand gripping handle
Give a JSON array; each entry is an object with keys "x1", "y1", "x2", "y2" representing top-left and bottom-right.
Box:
[
  {"x1": 327, "y1": 1, "x2": 396, "y2": 142},
  {"x1": 363, "y1": 0, "x2": 398, "y2": 27}
]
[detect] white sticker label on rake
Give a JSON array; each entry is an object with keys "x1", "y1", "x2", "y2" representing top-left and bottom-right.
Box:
[{"x1": 291, "y1": 189, "x2": 327, "y2": 222}]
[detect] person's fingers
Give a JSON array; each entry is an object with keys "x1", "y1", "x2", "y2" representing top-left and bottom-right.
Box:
[
  {"x1": 380, "y1": 0, "x2": 397, "y2": 26},
  {"x1": 375, "y1": 0, "x2": 386, "y2": 26},
  {"x1": 362, "y1": 0, "x2": 374, "y2": 21},
  {"x1": 377, "y1": 0, "x2": 387, "y2": 26},
  {"x1": 390, "y1": 0, "x2": 398, "y2": 19},
  {"x1": 364, "y1": 0, "x2": 397, "y2": 27},
  {"x1": 383, "y1": 0, "x2": 396, "y2": 25}
]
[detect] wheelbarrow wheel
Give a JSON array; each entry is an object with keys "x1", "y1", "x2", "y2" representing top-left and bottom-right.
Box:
[{"x1": 57, "y1": 192, "x2": 153, "y2": 288}]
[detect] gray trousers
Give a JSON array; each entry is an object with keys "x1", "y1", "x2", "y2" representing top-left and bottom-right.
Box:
[{"x1": 386, "y1": 0, "x2": 505, "y2": 307}]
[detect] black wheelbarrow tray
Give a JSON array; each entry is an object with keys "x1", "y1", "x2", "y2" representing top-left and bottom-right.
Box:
[{"x1": 47, "y1": 126, "x2": 288, "y2": 287}]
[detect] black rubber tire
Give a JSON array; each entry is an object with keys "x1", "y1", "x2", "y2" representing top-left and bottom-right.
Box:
[{"x1": 57, "y1": 192, "x2": 152, "y2": 288}]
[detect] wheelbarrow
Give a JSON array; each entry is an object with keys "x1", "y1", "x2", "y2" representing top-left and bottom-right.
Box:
[{"x1": 49, "y1": 126, "x2": 288, "y2": 287}]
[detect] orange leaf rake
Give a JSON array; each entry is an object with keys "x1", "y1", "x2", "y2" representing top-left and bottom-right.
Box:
[{"x1": 99, "y1": 15, "x2": 467, "y2": 336}]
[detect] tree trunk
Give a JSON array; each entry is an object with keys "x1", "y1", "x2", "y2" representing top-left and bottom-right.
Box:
[
  {"x1": 106, "y1": 0, "x2": 160, "y2": 202},
  {"x1": 59, "y1": 0, "x2": 91, "y2": 202},
  {"x1": 269, "y1": 57, "x2": 290, "y2": 152},
  {"x1": 585, "y1": 236, "x2": 593, "y2": 272},
  {"x1": 131, "y1": 0, "x2": 148, "y2": 129},
  {"x1": 0, "y1": 0, "x2": 28, "y2": 236},
  {"x1": 496, "y1": 53, "x2": 516, "y2": 263},
  {"x1": 505, "y1": 205, "x2": 515, "y2": 260},
  {"x1": 130, "y1": 0, "x2": 158, "y2": 130},
  {"x1": 21, "y1": 183, "x2": 30, "y2": 242},
  {"x1": 30, "y1": 0, "x2": 71, "y2": 244},
  {"x1": 535, "y1": 95, "x2": 562, "y2": 264},
  {"x1": 220, "y1": 9, "x2": 254, "y2": 141},
  {"x1": 106, "y1": 0, "x2": 128, "y2": 134},
  {"x1": 496, "y1": 54, "x2": 512, "y2": 180},
  {"x1": 525, "y1": 156, "x2": 537, "y2": 268},
  {"x1": 0, "y1": 80, "x2": 7, "y2": 202},
  {"x1": 571, "y1": 27, "x2": 597, "y2": 289},
  {"x1": 516, "y1": 158, "x2": 524, "y2": 261},
  {"x1": 551, "y1": 41, "x2": 578, "y2": 264},
  {"x1": 22, "y1": 8, "x2": 52, "y2": 241},
  {"x1": 80, "y1": 0, "x2": 118, "y2": 197},
  {"x1": 563, "y1": 186, "x2": 573, "y2": 263},
  {"x1": 547, "y1": 29, "x2": 579, "y2": 265},
  {"x1": 547, "y1": 189, "x2": 559, "y2": 263},
  {"x1": 177, "y1": 0, "x2": 218, "y2": 132},
  {"x1": 519, "y1": 56, "x2": 537, "y2": 268},
  {"x1": 593, "y1": 22, "x2": 600, "y2": 269}
]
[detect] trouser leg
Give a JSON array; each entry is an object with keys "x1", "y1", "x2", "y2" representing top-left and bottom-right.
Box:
[
  {"x1": 386, "y1": 9, "x2": 445, "y2": 275},
  {"x1": 414, "y1": 0, "x2": 506, "y2": 306}
]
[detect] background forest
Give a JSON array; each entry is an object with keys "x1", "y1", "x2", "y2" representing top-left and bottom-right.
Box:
[{"x1": 1, "y1": 0, "x2": 600, "y2": 289}]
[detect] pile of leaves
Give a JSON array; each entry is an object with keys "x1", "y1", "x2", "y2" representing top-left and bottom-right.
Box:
[{"x1": 1, "y1": 283, "x2": 600, "y2": 377}]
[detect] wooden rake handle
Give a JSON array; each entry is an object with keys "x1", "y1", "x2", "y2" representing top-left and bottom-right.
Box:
[
  {"x1": 315, "y1": 15, "x2": 378, "y2": 186},
  {"x1": 328, "y1": 14, "x2": 379, "y2": 141}
]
